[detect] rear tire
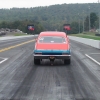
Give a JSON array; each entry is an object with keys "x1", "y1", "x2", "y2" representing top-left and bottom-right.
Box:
[
  {"x1": 64, "y1": 59, "x2": 71, "y2": 65},
  {"x1": 34, "y1": 58, "x2": 40, "y2": 65}
]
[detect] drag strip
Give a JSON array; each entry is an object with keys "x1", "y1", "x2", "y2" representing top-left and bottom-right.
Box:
[{"x1": 0, "y1": 38, "x2": 100, "y2": 100}]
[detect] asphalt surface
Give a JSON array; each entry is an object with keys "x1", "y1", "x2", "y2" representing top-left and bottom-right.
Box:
[{"x1": 0, "y1": 37, "x2": 100, "y2": 100}]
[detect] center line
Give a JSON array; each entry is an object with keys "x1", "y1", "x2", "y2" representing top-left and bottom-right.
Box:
[{"x1": 0, "y1": 39, "x2": 35, "y2": 53}]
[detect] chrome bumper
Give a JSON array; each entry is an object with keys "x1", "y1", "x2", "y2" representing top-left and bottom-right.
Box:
[{"x1": 33, "y1": 54, "x2": 71, "y2": 59}]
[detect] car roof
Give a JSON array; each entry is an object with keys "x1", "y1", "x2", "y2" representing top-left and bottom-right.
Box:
[{"x1": 39, "y1": 31, "x2": 67, "y2": 37}]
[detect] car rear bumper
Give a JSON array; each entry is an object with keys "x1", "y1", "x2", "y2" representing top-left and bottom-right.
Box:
[{"x1": 33, "y1": 54, "x2": 71, "y2": 59}]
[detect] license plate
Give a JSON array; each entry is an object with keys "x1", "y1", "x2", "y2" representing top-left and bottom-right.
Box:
[{"x1": 50, "y1": 56, "x2": 55, "y2": 59}]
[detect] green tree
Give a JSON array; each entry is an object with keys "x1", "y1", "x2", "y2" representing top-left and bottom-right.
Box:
[
  {"x1": 0, "y1": 3, "x2": 100, "y2": 31},
  {"x1": 84, "y1": 16, "x2": 89, "y2": 31},
  {"x1": 0, "y1": 21, "x2": 8, "y2": 28},
  {"x1": 90, "y1": 12, "x2": 98, "y2": 29},
  {"x1": 70, "y1": 21, "x2": 83, "y2": 34},
  {"x1": 70, "y1": 22, "x2": 79, "y2": 34},
  {"x1": 0, "y1": 20, "x2": 44, "y2": 34},
  {"x1": 12, "y1": 21, "x2": 21, "y2": 29}
]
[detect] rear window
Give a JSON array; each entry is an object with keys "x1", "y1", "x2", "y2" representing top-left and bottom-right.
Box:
[{"x1": 38, "y1": 36, "x2": 66, "y2": 43}]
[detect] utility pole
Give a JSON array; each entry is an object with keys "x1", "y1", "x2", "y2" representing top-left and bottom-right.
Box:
[
  {"x1": 99, "y1": 12, "x2": 100, "y2": 34},
  {"x1": 97, "y1": 0, "x2": 100, "y2": 34},
  {"x1": 99, "y1": 1, "x2": 100, "y2": 34},
  {"x1": 78, "y1": 13, "x2": 80, "y2": 33},
  {"x1": 88, "y1": 6, "x2": 90, "y2": 32},
  {"x1": 83, "y1": 10, "x2": 84, "y2": 33}
]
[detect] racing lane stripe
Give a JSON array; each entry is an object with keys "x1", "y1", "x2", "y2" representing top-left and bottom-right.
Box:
[
  {"x1": 85, "y1": 54, "x2": 100, "y2": 66},
  {"x1": 0, "y1": 57, "x2": 8, "y2": 64},
  {"x1": 0, "y1": 39, "x2": 35, "y2": 53}
]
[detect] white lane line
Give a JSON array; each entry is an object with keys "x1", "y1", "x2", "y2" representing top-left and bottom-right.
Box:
[
  {"x1": 0, "y1": 57, "x2": 8, "y2": 64},
  {"x1": 85, "y1": 54, "x2": 100, "y2": 66}
]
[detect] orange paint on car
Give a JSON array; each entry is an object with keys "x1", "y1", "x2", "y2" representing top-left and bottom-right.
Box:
[
  {"x1": 35, "y1": 31, "x2": 70, "y2": 50},
  {"x1": 36, "y1": 43, "x2": 69, "y2": 50}
]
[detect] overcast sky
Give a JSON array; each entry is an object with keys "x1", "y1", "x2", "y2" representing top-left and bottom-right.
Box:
[{"x1": 0, "y1": 0, "x2": 99, "y2": 9}]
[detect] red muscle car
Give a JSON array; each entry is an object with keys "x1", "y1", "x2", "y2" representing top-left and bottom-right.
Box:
[{"x1": 33, "y1": 31, "x2": 71, "y2": 65}]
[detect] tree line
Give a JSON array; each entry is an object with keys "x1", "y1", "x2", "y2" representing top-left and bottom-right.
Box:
[
  {"x1": 0, "y1": 12, "x2": 98, "y2": 34},
  {"x1": 0, "y1": 20, "x2": 44, "y2": 34},
  {"x1": 0, "y1": 3, "x2": 100, "y2": 34},
  {"x1": 70, "y1": 12, "x2": 98, "y2": 34}
]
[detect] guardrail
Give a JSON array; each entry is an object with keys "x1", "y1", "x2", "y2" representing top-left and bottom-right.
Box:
[{"x1": 69, "y1": 36, "x2": 100, "y2": 49}]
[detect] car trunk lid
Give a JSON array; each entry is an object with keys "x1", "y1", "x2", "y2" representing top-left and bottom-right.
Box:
[{"x1": 36, "y1": 43, "x2": 69, "y2": 50}]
